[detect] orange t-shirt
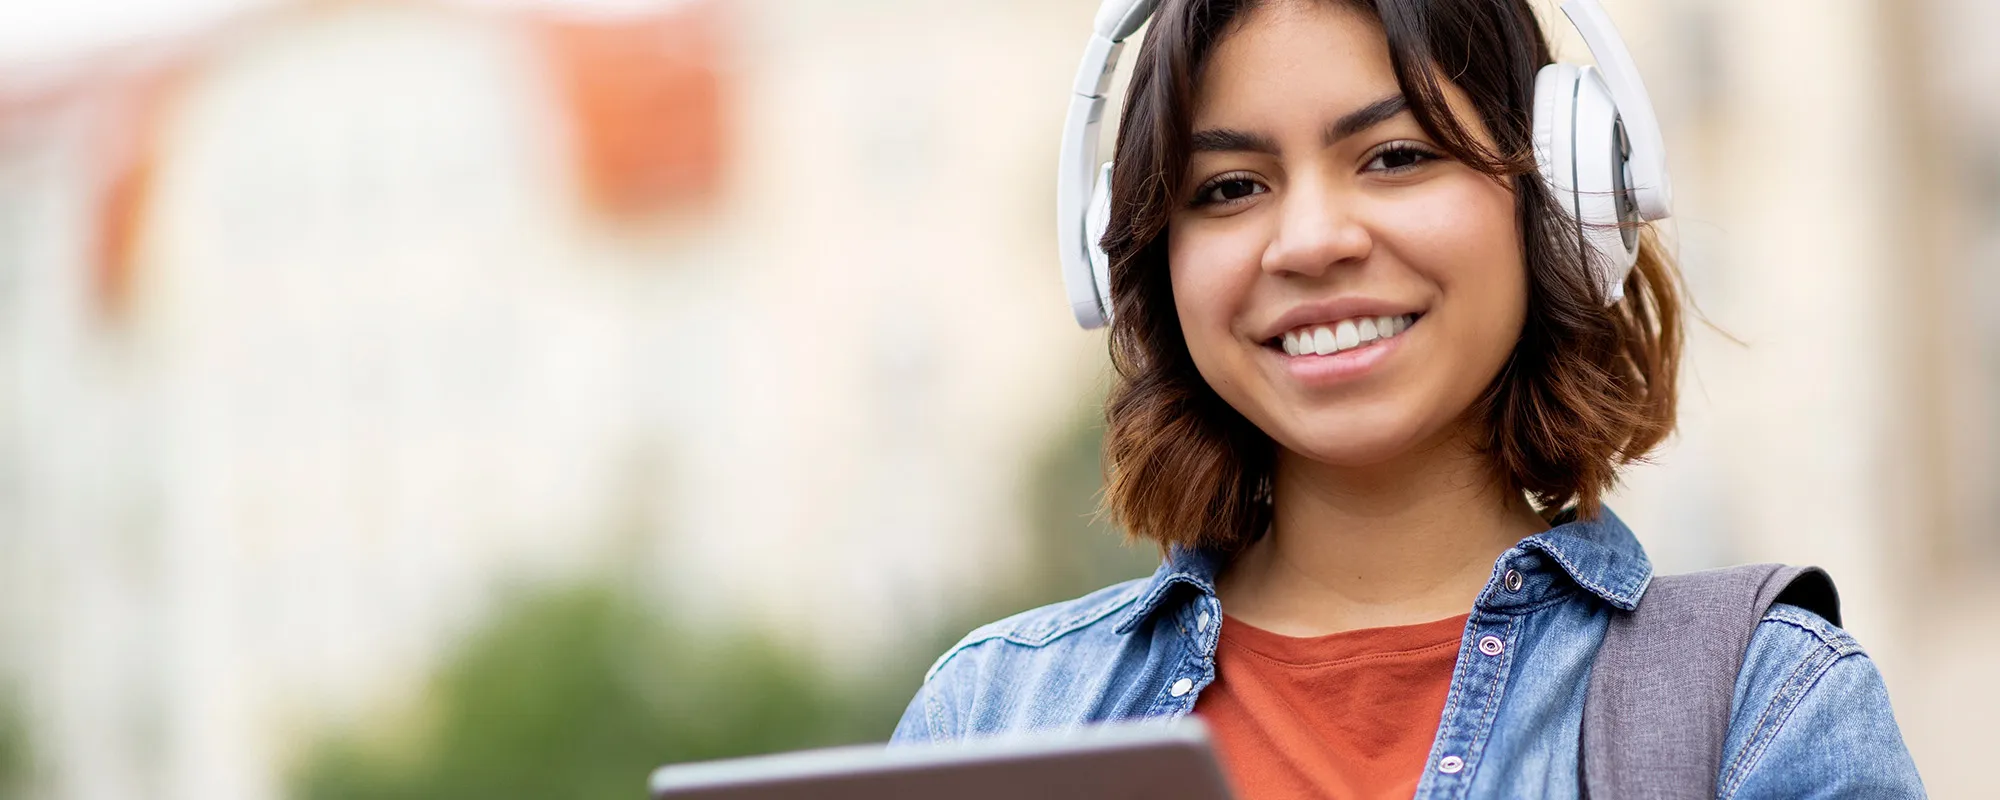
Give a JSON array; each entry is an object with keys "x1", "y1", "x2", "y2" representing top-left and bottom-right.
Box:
[{"x1": 1194, "y1": 612, "x2": 1469, "y2": 800}]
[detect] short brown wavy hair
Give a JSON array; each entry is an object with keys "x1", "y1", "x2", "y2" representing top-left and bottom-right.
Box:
[{"x1": 1099, "y1": 0, "x2": 1683, "y2": 553}]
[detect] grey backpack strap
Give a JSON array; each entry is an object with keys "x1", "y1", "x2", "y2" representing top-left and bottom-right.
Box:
[{"x1": 1580, "y1": 564, "x2": 1840, "y2": 800}]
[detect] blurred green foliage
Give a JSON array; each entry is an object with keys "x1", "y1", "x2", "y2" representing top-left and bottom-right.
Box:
[
  {"x1": 0, "y1": 691, "x2": 29, "y2": 800},
  {"x1": 292, "y1": 413, "x2": 1155, "y2": 799},
  {"x1": 293, "y1": 583, "x2": 910, "y2": 800},
  {"x1": 1013, "y1": 415, "x2": 1162, "y2": 609}
]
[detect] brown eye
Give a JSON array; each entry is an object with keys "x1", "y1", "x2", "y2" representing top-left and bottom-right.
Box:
[
  {"x1": 1192, "y1": 175, "x2": 1268, "y2": 207},
  {"x1": 1366, "y1": 144, "x2": 1441, "y2": 173}
]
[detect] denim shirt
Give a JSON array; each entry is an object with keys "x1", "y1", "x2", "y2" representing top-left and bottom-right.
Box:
[{"x1": 888, "y1": 507, "x2": 1925, "y2": 798}]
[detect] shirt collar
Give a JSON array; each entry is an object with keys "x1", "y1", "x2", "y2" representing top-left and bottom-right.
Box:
[
  {"x1": 1112, "y1": 503, "x2": 1654, "y2": 634},
  {"x1": 1114, "y1": 540, "x2": 1230, "y2": 635},
  {"x1": 1514, "y1": 504, "x2": 1652, "y2": 610}
]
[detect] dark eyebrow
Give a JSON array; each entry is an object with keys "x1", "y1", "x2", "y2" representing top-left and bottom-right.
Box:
[
  {"x1": 1189, "y1": 128, "x2": 1277, "y2": 155},
  {"x1": 1187, "y1": 94, "x2": 1411, "y2": 156},
  {"x1": 1325, "y1": 94, "x2": 1409, "y2": 145}
]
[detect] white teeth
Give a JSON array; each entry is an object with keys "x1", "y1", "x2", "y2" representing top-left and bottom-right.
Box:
[
  {"x1": 1279, "y1": 314, "x2": 1416, "y2": 357},
  {"x1": 1334, "y1": 320, "x2": 1359, "y2": 350}
]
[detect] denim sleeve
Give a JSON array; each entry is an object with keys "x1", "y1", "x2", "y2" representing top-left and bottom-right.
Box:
[
  {"x1": 1720, "y1": 605, "x2": 1926, "y2": 799},
  {"x1": 887, "y1": 644, "x2": 972, "y2": 747},
  {"x1": 887, "y1": 682, "x2": 937, "y2": 747}
]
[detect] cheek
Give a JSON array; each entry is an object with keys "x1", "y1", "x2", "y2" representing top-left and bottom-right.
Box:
[
  {"x1": 1407, "y1": 182, "x2": 1519, "y2": 277},
  {"x1": 1167, "y1": 224, "x2": 1264, "y2": 355},
  {"x1": 1400, "y1": 180, "x2": 1528, "y2": 336}
]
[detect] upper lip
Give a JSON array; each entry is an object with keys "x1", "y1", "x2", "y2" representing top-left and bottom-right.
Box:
[{"x1": 1257, "y1": 298, "x2": 1425, "y2": 343}]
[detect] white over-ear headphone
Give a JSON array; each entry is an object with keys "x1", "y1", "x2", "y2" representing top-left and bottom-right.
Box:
[{"x1": 1056, "y1": 0, "x2": 1674, "y2": 329}]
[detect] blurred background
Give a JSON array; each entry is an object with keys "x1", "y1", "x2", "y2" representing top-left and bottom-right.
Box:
[{"x1": 0, "y1": 0, "x2": 1993, "y2": 797}]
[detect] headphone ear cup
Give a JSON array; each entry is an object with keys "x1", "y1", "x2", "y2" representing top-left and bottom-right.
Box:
[
  {"x1": 1568, "y1": 67, "x2": 1639, "y2": 302},
  {"x1": 1533, "y1": 62, "x2": 1579, "y2": 238},
  {"x1": 1533, "y1": 63, "x2": 1637, "y2": 304},
  {"x1": 1085, "y1": 161, "x2": 1116, "y2": 324}
]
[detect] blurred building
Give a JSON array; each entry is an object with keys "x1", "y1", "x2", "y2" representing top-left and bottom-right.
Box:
[
  {"x1": 0, "y1": 0, "x2": 1993, "y2": 798},
  {"x1": 0, "y1": 1, "x2": 1102, "y2": 797}
]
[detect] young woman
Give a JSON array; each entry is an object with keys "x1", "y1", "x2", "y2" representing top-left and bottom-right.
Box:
[{"x1": 889, "y1": 0, "x2": 1924, "y2": 797}]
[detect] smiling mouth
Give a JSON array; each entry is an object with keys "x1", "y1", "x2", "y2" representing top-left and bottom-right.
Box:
[{"x1": 1267, "y1": 313, "x2": 1421, "y2": 357}]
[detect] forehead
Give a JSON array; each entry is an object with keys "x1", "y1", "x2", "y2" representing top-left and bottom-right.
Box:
[{"x1": 1191, "y1": 1, "x2": 1399, "y2": 129}]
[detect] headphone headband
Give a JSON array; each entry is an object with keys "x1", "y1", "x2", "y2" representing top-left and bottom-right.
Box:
[
  {"x1": 1058, "y1": 0, "x2": 1157, "y2": 329},
  {"x1": 1094, "y1": 0, "x2": 1157, "y2": 40},
  {"x1": 1559, "y1": 0, "x2": 1673, "y2": 219}
]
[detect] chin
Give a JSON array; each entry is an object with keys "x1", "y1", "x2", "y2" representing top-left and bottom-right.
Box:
[{"x1": 1274, "y1": 410, "x2": 1445, "y2": 469}]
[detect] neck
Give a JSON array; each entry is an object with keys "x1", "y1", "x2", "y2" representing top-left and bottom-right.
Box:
[{"x1": 1215, "y1": 426, "x2": 1549, "y2": 636}]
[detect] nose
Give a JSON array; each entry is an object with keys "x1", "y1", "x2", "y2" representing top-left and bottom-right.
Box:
[{"x1": 1259, "y1": 175, "x2": 1373, "y2": 278}]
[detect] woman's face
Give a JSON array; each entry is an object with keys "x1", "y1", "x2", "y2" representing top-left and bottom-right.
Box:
[{"x1": 1167, "y1": 0, "x2": 1527, "y2": 469}]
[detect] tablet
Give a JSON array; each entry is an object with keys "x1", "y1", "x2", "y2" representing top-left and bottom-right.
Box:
[{"x1": 649, "y1": 718, "x2": 1237, "y2": 800}]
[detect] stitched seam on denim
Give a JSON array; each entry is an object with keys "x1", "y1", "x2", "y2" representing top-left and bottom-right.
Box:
[
  {"x1": 1143, "y1": 621, "x2": 1211, "y2": 718},
  {"x1": 1717, "y1": 613, "x2": 1862, "y2": 796},
  {"x1": 1761, "y1": 606, "x2": 1862, "y2": 656},
  {"x1": 1720, "y1": 649, "x2": 1839, "y2": 797},
  {"x1": 1412, "y1": 613, "x2": 1483, "y2": 797},
  {"x1": 923, "y1": 585, "x2": 1144, "y2": 683},
  {"x1": 1124, "y1": 574, "x2": 1214, "y2": 632},
  {"x1": 1526, "y1": 540, "x2": 1643, "y2": 606},
  {"x1": 1456, "y1": 617, "x2": 1515, "y2": 792},
  {"x1": 1018, "y1": 581, "x2": 1151, "y2": 643},
  {"x1": 1718, "y1": 641, "x2": 1844, "y2": 798}
]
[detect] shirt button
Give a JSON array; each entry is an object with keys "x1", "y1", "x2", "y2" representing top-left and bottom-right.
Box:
[
  {"x1": 1504, "y1": 569, "x2": 1524, "y2": 592},
  {"x1": 1478, "y1": 635, "x2": 1505, "y2": 657},
  {"x1": 1438, "y1": 755, "x2": 1465, "y2": 774},
  {"x1": 1170, "y1": 678, "x2": 1194, "y2": 697}
]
